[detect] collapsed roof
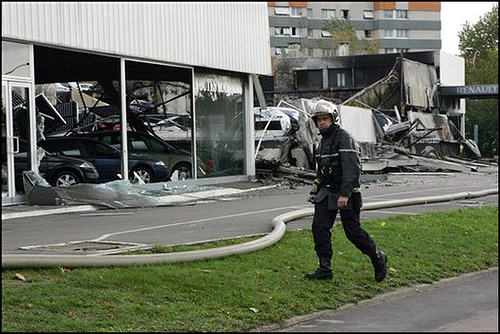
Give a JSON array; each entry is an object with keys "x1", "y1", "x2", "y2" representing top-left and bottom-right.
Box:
[{"x1": 255, "y1": 56, "x2": 487, "y2": 178}]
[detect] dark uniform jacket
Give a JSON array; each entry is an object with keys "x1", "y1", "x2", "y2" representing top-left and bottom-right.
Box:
[{"x1": 312, "y1": 123, "x2": 361, "y2": 207}]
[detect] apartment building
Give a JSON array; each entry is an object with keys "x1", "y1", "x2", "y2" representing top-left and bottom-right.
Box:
[{"x1": 268, "y1": 2, "x2": 441, "y2": 58}]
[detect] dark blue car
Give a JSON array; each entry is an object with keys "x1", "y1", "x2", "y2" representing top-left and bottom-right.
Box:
[
  {"x1": 38, "y1": 137, "x2": 171, "y2": 183},
  {"x1": 2, "y1": 139, "x2": 100, "y2": 191}
]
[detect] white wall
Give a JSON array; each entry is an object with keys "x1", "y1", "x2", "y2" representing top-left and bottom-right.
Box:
[
  {"x1": 439, "y1": 51, "x2": 465, "y2": 86},
  {"x1": 2, "y1": 2, "x2": 272, "y2": 76},
  {"x1": 439, "y1": 51, "x2": 466, "y2": 115}
]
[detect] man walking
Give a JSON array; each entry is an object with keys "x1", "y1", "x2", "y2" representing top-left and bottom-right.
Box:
[{"x1": 305, "y1": 100, "x2": 387, "y2": 282}]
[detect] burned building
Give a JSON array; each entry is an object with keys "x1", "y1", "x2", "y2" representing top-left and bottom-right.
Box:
[{"x1": 255, "y1": 51, "x2": 490, "y2": 175}]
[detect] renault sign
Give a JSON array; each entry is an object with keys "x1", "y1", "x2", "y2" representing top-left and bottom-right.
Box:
[{"x1": 440, "y1": 84, "x2": 498, "y2": 98}]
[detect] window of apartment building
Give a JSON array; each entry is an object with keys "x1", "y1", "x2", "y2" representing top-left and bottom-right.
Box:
[
  {"x1": 341, "y1": 10, "x2": 349, "y2": 20},
  {"x1": 275, "y1": 27, "x2": 291, "y2": 36},
  {"x1": 275, "y1": 7, "x2": 290, "y2": 15},
  {"x1": 307, "y1": 8, "x2": 312, "y2": 19},
  {"x1": 295, "y1": 69, "x2": 323, "y2": 90},
  {"x1": 365, "y1": 30, "x2": 372, "y2": 38},
  {"x1": 363, "y1": 10, "x2": 373, "y2": 19},
  {"x1": 288, "y1": 43, "x2": 301, "y2": 57},
  {"x1": 290, "y1": 7, "x2": 302, "y2": 17},
  {"x1": 384, "y1": 29, "x2": 409, "y2": 38},
  {"x1": 338, "y1": 43, "x2": 349, "y2": 56},
  {"x1": 328, "y1": 69, "x2": 351, "y2": 88},
  {"x1": 321, "y1": 30, "x2": 332, "y2": 37},
  {"x1": 276, "y1": 27, "x2": 300, "y2": 37},
  {"x1": 396, "y1": 29, "x2": 409, "y2": 38},
  {"x1": 337, "y1": 73, "x2": 347, "y2": 87},
  {"x1": 322, "y1": 9, "x2": 335, "y2": 19},
  {"x1": 308, "y1": 29, "x2": 313, "y2": 38},
  {"x1": 275, "y1": 48, "x2": 289, "y2": 56},
  {"x1": 396, "y1": 10, "x2": 408, "y2": 19},
  {"x1": 322, "y1": 48, "x2": 335, "y2": 57},
  {"x1": 383, "y1": 10, "x2": 408, "y2": 19},
  {"x1": 308, "y1": 48, "x2": 314, "y2": 57}
]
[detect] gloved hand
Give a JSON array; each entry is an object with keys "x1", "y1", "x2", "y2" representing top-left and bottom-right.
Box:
[{"x1": 307, "y1": 178, "x2": 321, "y2": 204}]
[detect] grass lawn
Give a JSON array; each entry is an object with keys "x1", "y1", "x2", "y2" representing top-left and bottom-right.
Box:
[{"x1": 2, "y1": 206, "x2": 498, "y2": 332}]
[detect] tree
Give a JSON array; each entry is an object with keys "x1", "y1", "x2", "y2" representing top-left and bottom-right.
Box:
[
  {"x1": 458, "y1": 4, "x2": 498, "y2": 158},
  {"x1": 322, "y1": 19, "x2": 379, "y2": 56}
]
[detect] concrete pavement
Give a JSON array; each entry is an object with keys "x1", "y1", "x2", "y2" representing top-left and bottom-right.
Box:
[{"x1": 255, "y1": 267, "x2": 498, "y2": 332}]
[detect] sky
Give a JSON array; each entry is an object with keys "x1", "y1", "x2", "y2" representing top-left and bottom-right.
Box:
[{"x1": 440, "y1": 2, "x2": 497, "y2": 55}]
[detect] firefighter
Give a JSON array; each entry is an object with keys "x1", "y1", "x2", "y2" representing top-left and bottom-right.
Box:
[{"x1": 305, "y1": 100, "x2": 388, "y2": 282}]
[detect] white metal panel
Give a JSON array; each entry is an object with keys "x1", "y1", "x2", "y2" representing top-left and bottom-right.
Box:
[
  {"x1": 2, "y1": 2, "x2": 272, "y2": 75},
  {"x1": 338, "y1": 105, "x2": 377, "y2": 143}
]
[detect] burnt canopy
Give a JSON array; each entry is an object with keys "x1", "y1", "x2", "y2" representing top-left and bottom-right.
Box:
[{"x1": 34, "y1": 45, "x2": 191, "y2": 84}]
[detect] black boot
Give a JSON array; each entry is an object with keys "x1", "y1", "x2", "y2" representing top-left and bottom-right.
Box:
[
  {"x1": 371, "y1": 250, "x2": 388, "y2": 282},
  {"x1": 304, "y1": 258, "x2": 332, "y2": 280}
]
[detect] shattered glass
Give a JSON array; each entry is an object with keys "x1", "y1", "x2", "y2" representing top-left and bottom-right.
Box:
[{"x1": 23, "y1": 170, "x2": 219, "y2": 209}]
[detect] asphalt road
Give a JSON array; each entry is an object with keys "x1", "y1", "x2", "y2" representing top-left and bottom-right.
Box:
[
  {"x1": 2, "y1": 171, "x2": 498, "y2": 255},
  {"x1": 2, "y1": 170, "x2": 498, "y2": 332}
]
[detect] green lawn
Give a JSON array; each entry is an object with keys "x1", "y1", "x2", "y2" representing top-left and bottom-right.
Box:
[{"x1": 2, "y1": 206, "x2": 498, "y2": 332}]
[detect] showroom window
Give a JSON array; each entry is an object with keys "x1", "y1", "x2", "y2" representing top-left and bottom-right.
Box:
[{"x1": 194, "y1": 72, "x2": 245, "y2": 178}]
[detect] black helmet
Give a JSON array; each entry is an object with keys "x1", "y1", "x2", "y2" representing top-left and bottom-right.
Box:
[{"x1": 311, "y1": 100, "x2": 339, "y2": 126}]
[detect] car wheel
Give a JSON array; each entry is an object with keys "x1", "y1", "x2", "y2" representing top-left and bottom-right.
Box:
[
  {"x1": 172, "y1": 162, "x2": 192, "y2": 180},
  {"x1": 52, "y1": 170, "x2": 80, "y2": 187},
  {"x1": 131, "y1": 166, "x2": 153, "y2": 183}
]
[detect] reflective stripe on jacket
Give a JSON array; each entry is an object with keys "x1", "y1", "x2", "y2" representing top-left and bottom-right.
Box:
[{"x1": 315, "y1": 124, "x2": 360, "y2": 197}]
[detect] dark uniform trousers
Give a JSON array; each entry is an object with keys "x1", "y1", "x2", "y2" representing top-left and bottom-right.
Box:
[{"x1": 312, "y1": 191, "x2": 377, "y2": 260}]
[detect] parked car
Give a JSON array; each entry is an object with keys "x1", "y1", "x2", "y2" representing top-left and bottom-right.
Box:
[
  {"x1": 130, "y1": 99, "x2": 161, "y2": 115},
  {"x1": 73, "y1": 131, "x2": 193, "y2": 180},
  {"x1": 60, "y1": 82, "x2": 94, "y2": 93},
  {"x1": 254, "y1": 107, "x2": 293, "y2": 141},
  {"x1": 38, "y1": 137, "x2": 171, "y2": 183},
  {"x1": 2, "y1": 139, "x2": 100, "y2": 192}
]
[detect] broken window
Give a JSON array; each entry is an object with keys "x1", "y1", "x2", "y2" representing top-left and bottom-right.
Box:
[
  {"x1": 194, "y1": 72, "x2": 245, "y2": 178},
  {"x1": 295, "y1": 70, "x2": 323, "y2": 90},
  {"x1": 2, "y1": 41, "x2": 31, "y2": 78}
]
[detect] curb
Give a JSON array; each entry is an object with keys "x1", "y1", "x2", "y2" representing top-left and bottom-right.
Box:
[{"x1": 250, "y1": 267, "x2": 499, "y2": 332}]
